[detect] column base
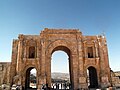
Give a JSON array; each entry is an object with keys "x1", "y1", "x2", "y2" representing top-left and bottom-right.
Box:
[{"x1": 78, "y1": 77, "x2": 88, "y2": 89}]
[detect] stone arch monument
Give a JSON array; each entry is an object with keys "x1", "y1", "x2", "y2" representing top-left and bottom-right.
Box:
[{"x1": 9, "y1": 28, "x2": 111, "y2": 89}]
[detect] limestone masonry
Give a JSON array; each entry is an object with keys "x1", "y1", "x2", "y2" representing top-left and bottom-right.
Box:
[{"x1": 1, "y1": 28, "x2": 119, "y2": 89}]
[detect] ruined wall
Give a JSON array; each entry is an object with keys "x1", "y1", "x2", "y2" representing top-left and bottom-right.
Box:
[
  {"x1": 111, "y1": 71, "x2": 120, "y2": 87},
  {"x1": 0, "y1": 62, "x2": 11, "y2": 85}
]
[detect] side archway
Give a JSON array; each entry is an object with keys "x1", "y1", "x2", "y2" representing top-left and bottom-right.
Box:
[
  {"x1": 87, "y1": 66, "x2": 98, "y2": 88},
  {"x1": 24, "y1": 67, "x2": 37, "y2": 89}
]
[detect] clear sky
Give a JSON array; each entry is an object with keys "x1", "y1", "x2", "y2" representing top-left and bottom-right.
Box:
[
  {"x1": 51, "y1": 51, "x2": 69, "y2": 73},
  {"x1": 0, "y1": 0, "x2": 120, "y2": 72}
]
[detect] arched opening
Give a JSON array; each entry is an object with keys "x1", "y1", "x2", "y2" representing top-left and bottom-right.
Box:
[
  {"x1": 25, "y1": 67, "x2": 37, "y2": 89},
  {"x1": 87, "y1": 66, "x2": 98, "y2": 88},
  {"x1": 87, "y1": 47, "x2": 93, "y2": 58},
  {"x1": 51, "y1": 46, "x2": 72, "y2": 89},
  {"x1": 29, "y1": 46, "x2": 35, "y2": 58}
]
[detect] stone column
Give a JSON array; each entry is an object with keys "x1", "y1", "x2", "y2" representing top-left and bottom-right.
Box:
[
  {"x1": 102, "y1": 38, "x2": 111, "y2": 86},
  {"x1": 16, "y1": 35, "x2": 23, "y2": 85},
  {"x1": 46, "y1": 55, "x2": 51, "y2": 87},
  {"x1": 16, "y1": 40, "x2": 22, "y2": 74},
  {"x1": 71, "y1": 54, "x2": 79, "y2": 90},
  {"x1": 40, "y1": 39, "x2": 46, "y2": 75},
  {"x1": 39, "y1": 40, "x2": 47, "y2": 88},
  {"x1": 37, "y1": 41, "x2": 40, "y2": 58},
  {"x1": 23, "y1": 40, "x2": 27, "y2": 59},
  {"x1": 98, "y1": 38, "x2": 105, "y2": 73},
  {"x1": 78, "y1": 42, "x2": 87, "y2": 89},
  {"x1": 98, "y1": 37, "x2": 110, "y2": 88},
  {"x1": 75, "y1": 32, "x2": 88, "y2": 89},
  {"x1": 83, "y1": 41, "x2": 87, "y2": 58},
  {"x1": 95, "y1": 42, "x2": 98, "y2": 58},
  {"x1": 78, "y1": 42, "x2": 84, "y2": 75},
  {"x1": 9, "y1": 40, "x2": 18, "y2": 85}
]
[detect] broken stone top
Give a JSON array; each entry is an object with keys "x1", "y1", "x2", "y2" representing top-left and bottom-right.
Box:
[
  {"x1": 17, "y1": 28, "x2": 106, "y2": 42},
  {"x1": 41, "y1": 28, "x2": 81, "y2": 34}
]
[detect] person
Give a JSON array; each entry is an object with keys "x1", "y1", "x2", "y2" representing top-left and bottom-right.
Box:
[
  {"x1": 41, "y1": 84, "x2": 45, "y2": 90},
  {"x1": 16, "y1": 85, "x2": 20, "y2": 90},
  {"x1": 45, "y1": 83, "x2": 50, "y2": 90}
]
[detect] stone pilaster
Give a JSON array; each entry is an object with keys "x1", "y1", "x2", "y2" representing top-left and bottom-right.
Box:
[
  {"x1": 95, "y1": 42, "x2": 98, "y2": 58},
  {"x1": 41, "y1": 39, "x2": 45, "y2": 75},
  {"x1": 71, "y1": 54, "x2": 79, "y2": 89},
  {"x1": 10, "y1": 40, "x2": 18, "y2": 85},
  {"x1": 16, "y1": 40, "x2": 22, "y2": 74},
  {"x1": 46, "y1": 55, "x2": 51, "y2": 87},
  {"x1": 98, "y1": 37, "x2": 110, "y2": 87}
]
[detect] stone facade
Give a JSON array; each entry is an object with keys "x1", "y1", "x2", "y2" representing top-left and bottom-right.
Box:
[{"x1": 0, "y1": 28, "x2": 112, "y2": 89}]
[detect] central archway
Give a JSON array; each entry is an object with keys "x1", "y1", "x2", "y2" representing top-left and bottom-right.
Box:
[{"x1": 50, "y1": 46, "x2": 72, "y2": 89}]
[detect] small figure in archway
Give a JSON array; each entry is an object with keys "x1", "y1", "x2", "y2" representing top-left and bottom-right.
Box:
[
  {"x1": 46, "y1": 83, "x2": 51, "y2": 90},
  {"x1": 16, "y1": 85, "x2": 20, "y2": 90},
  {"x1": 41, "y1": 84, "x2": 45, "y2": 90},
  {"x1": 56, "y1": 83, "x2": 59, "y2": 89}
]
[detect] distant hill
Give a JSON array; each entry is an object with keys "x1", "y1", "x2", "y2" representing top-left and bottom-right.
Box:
[
  {"x1": 51, "y1": 72, "x2": 70, "y2": 80},
  {"x1": 30, "y1": 72, "x2": 70, "y2": 81}
]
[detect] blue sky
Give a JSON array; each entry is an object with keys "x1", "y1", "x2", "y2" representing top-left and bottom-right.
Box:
[
  {"x1": 0, "y1": 0, "x2": 120, "y2": 72},
  {"x1": 51, "y1": 51, "x2": 69, "y2": 73}
]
